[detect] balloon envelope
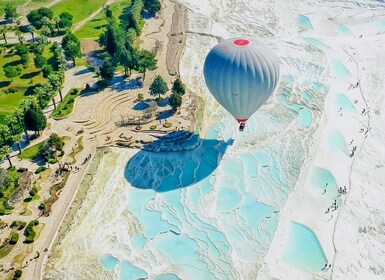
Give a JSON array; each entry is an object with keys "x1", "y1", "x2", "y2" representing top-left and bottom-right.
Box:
[{"x1": 203, "y1": 37, "x2": 280, "y2": 123}]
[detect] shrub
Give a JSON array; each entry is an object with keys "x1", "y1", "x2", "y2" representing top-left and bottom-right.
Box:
[
  {"x1": 14, "y1": 269, "x2": 22, "y2": 278},
  {"x1": 10, "y1": 221, "x2": 27, "y2": 230},
  {"x1": 9, "y1": 232, "x2": 19, "y2": 245},
  {"x1": 85, "y1": 83, "x2": 90, "y2": 90},
  {"x1": 29, "y1": 189, "x2": 36, "y2": 197},
  {"x1": 24, "y1": 219, "x2": 39, "y2": 243},
  {"x1": 164, "y1": 122, "x2": 172, "y2": 128},
  {"x1": 38, "y1": 203, "x2": 46, "y2": 210},
  {"x1": 70, "y1": 89, "x2": 78, "y2": 95},
  {"x1": 150, "y1": 125, "x2": 157, "y2": 130},
  {"x1": 47, "y1": 158, "x2": 57, "y2": 164},
  {"x1": 138, "y1": 93, "x2": 144, "y2": 101},
  {"x1": 35, "y1": 166, "x2": 46, "y2": 174}
]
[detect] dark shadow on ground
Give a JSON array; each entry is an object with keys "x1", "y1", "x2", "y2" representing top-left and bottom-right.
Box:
[
  {"x1": 111, "y1": 76, "x2": 143, "y2": 91},
  {"x1": 157, "y1": 109, "x2": 174, "y2": 120},
  {"x1": 133, "y1": 101, "x2": 149, "y2": 111},
  {"x1": 74, "y1": 68, "x2": 91, "y2": 76},
  {"x1": 20, "y1": 71, "x2": 40, "y2": 79},
  {"x1": 0, "y1": 81, "x2": 11, "y2": 88},
  {"x1": 125, "y1": 134, "x2": 234, "y2": 192}
]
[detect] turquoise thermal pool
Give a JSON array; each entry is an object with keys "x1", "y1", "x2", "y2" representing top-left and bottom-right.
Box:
[{"x1": 283, "y1": 222, "x2": 328, "y2": 272}]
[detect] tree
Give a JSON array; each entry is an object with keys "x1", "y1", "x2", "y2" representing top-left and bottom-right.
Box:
[
  {"x1": 43, "y1": 82, "x2": 57, "y2": 109},
  {"x1": 34, "y1": 54, "x2": 47, "y2": 69},
  {"x1": 143, "y1": 0, "x2": 161, "y2": 16},
  {"x1": 0, "y1": 125, "x2": 10, "y2": 142},
  {"x1": 169, "y1": 93, "x2": 182, "y2": 111},
  {"x1": 15, "y1": 45, "x2": 30, "y2": 68},
  {"x1": 5, "y1": 115, "x2": 18, "y2": 135},
  {"x1": 3, "y1": 65, "x2": 21, "y2": 81},
  {"x1": 24, "y1": 107, "x2": 47, "y2": 134},
  {"x1": 33, "y1": 85, "x2": 47, "y2": 107},
  {"x1": 42, "y1": 65, "x2": 53, "y2": 78},
  {"x1": 48, "y1": 73, "x2": 63, "y2": 101},
  {"x1": 119, "y1": 48, "x2": 134, "y2": 76},
  {"x1": 62, "y1": 33, "x2": 82, "y2": 65},
  {"x1": 172, "y1": 78, "x2": 186, "y2": 95},
  {"x1": 137, "y1": 50, "x2": 157, "y2": 80},
  {"x1": 47, "y1": 133, "x2": 64, "y2": 151},
  {"x1": 12, "y1": 108, "x2": 24, "y2": 127},
  {"x1": 0, "y1": 145, "x2": 13, "y2": 168},
  {"x1": 104, "y1": 24, "x2": 119, "y2": 56},
  {"x1": 0, "y1": 26, "x2": 9, "y2": 44},
  {"x1": 4, "y1": 4, "x2": 18, "y2": 23},
  {"x1": 12, "y1": 134, "x2": 23, "y2": 154},
  {"x1": 29, "y1": 25, "x2": 36, "y2": 42},
  {"x1": 27, "y1": 8, "x2": 54, "y2": 29},
  {"x1": 100, "y1": 59, "x2": 115, "y2": 84},
  {"x1": 104, "y1": 5, "x2": 113, "y2": 19},
  {"x1": 149, "y1": 75, "x2": 168, "y2": 100},
  {"x1": 59, "y1": 12, "x2": 73, "y2": 31},
  {"x1": 15, "y1": 29, "x2": 24, "y2": 45}
]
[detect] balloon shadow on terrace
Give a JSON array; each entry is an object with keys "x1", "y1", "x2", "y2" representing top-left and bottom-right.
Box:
[{"x1": 125, "y1": 131, "x2": 234, "y2": 192}]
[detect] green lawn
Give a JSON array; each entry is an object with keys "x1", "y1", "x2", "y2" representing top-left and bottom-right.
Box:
[
  {"x1": 51, "y1": 0, "x2": 109, "y2": 25},
  {"x1": 0, "y1": 0, "x2": 28, "y2": 17},
  {"x1": 0, "y1": 44, "x2": 54, "y2": 124},
  {"x1": 74, "y1": 0, "x2": 131, "y2": 39},
  {"x1": 0, "y1": 0, "x2": 53, "y2": 17},
  {"x1": 18, "y1": 141, "x2": 44, "y2": 160},
  {"x1": 51, "y1": 88, "x2": 81, "y2": 119}
]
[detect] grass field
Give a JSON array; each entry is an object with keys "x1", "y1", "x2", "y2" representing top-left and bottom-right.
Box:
[
  {"x1": 0, "y1": 44, "x2": 54, "y2": 124},
  {"x1": 0, "y1": 0, "x2": 53, "y2": 17},
  {"x1": 18, "y1": 141, "x2": 44, "y2": 160},
  {"x1": 51, "y1": 88, "x2": 81, "y2": 119},
  {"x1": 51, "y1": 0, "x2": 109, "y2": 25},
  {"x1": 74, "y1": 0, "x2": 131, "y2": 39}
]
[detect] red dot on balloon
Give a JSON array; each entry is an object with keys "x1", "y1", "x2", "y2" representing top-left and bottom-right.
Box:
[{"x1": 233, "y1": 39, "x2": 250, "y2": 46}]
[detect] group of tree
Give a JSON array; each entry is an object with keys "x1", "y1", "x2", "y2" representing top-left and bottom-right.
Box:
[
  {"x1": 61, "y1": 33, "x2": 82, "y2": 65},
  {"x1": 41, "y1": 133, "x2": 64, "y2": 162},
  {"x1": 169, "y1": 78, "x2": 186, "y2": 111},
  {"x1": 98, "y1": 0, "x2": 159, "y2": 85},
  {"x1": 148, "y1": 76, "x2": 186, "y2": 111},
  {"x1": 27, "y1": 7, "x2": 73, "y2": 37}
]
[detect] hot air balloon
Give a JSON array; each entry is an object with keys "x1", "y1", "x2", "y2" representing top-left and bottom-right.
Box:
[{"x1": 203, "y1": 37, "x2": 280, "y2": 131}]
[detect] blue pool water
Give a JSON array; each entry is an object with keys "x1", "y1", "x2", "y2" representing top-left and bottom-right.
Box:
[
  {"x1": 309, "y1": 167, "x2": 339, "y2": 198},
  {"x1": 297, "y1": 15, "x2": 313, "y2": 29},
  {"x1": 298, "y1": 108, "x2": 313, "y2": 127},
  {"x1": 331, "y1": 59, "x2": 351, "y2": 78},
  {"x1": 335, "y1": 94, "x2": 357, "y2": 114},
  {"x1": 100, "y1": 254, "x2": 119, "y2": 271},
  {"x1": 154, "y1": 274, "x2": 181, "y2": 280},
  {"x1": 119, "y1": 261, "x2": 148, "y2": 279},
  {"x1": 328, "y1": 130, "x2": 349, "y2": 155},
  {"x1": 338, "y1": 25, "x2": 352, "y2": 35},
  {"x1": 302, "y1": 92, "x2": 311, "y2": 102},
  {"x1": 303, "y1": 38, "x2": 330, "y2": 50},
  {"x1": 282, "y1": 75, "x2": 294, "y2": 83},
  {"x1": 283, "y1": 222, "x2": 328, "y2": 272},
  {"x1": 312, "y1": 82, "x2": 324, "y2": 91}
]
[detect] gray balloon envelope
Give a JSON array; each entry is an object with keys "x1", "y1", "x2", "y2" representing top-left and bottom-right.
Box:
[{"x1": 203, "y1": 37, "x2": 280, "y2": 123}]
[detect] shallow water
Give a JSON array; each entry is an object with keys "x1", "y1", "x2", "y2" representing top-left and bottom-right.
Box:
[
  {"x1": 283, "y1": 222, "x2": 328, "y2": 272},
  {"x1": 297, "y1": 15, "x2": 313, "y2": 30}
]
